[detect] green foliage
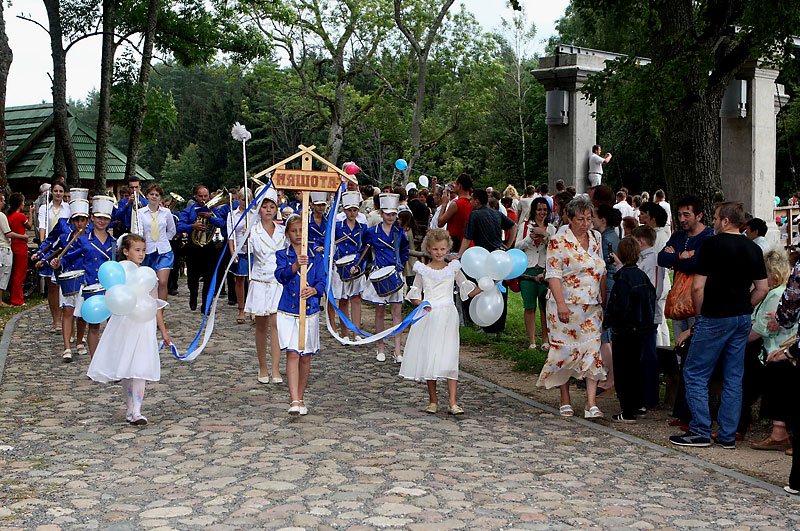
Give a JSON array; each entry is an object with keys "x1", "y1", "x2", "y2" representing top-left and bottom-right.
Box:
[{"x1": 159, "y1": 143, "x2": 205, "y2": 199}]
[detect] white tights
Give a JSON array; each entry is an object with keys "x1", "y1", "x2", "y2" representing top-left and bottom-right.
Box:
[{"x1": 121, "y1": 378, "x2": 146, "y2": 419}]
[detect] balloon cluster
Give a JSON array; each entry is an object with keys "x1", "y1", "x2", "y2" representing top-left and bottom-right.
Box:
[
  {"x1": 460, "y1": 247, "x2": 527, "y2": 327},
  {"x1": 81, "y1": 261, "x2": 159, "y2": 324}
]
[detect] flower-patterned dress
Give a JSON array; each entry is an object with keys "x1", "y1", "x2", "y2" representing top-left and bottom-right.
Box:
[{"x1": 536, "y1": 227, "x2": 608, "y2": 388}]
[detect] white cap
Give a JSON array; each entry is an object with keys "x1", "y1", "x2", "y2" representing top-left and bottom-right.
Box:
[
  {"x1": 310, "y1": 191, "x2": 328, "y2": 205},
  {"x1": 379, "y1": 193, "x2": 399, "y2": 213},
  {"x1": 255, "y1": 185, "x2": 279, "y2": 206},
  {"x1": 342, "y1": 191, "x2": 361, "y2": 210},
  {"x1": 91, "y1": 196, "x2": 114, "y2": 219},
  {"x1": 70, "y1": 188, "x2": 89, "y2": 202},
  {"x1": 69, "y1": 199, "x2": 89, "y2": 219}
]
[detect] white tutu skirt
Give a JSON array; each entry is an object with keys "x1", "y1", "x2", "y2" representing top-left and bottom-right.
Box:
[
  {"x1": 331, "y1": 271, "x2": 368, "y2": 300},
  {"x1": 87, "y1": 314, "x2": 161, "y2": 383},
  {"x1": 59, "y1": 286, "x2": 83, "y2": 318},
  {"x1": 244, "y1": 280, "x2": 282, "y2": 316},
  {"x1": 362, "y1": 278, "x2": 403, "y2": 305},
  {"x1": 277, "y1": 312, "x2": 320, "y2": 355},
  {"x1": 399, "y1": 304, "x2": 459, "y2": 381}
]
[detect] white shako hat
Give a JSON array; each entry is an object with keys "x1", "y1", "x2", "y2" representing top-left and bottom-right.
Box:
[
  {"x1": 70, "y1": 188, "x2": 89, "y2": 201},
  {"x1": 69, "y1": 199, "x2": 90, "y2": 219},
  {"x1": 91, "y1": 196, "x2": 114, "y2": 219},
  {"x1": 255, "y1": 185, "x2": 279, "y2": 206},
  {"x1": 342, "y1": 191, "x2": 361, "y2": 210},
  {"x1": 310, "y1": 191, "x2": 328, "y2": 205},
  {"x1": 379, "y1": 193, "x2": 399, "y2": 213}
]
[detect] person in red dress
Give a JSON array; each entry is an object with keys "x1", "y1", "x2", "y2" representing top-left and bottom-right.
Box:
[{"x1": 7, "y1": 193, "x2": 32, "y2": 305}]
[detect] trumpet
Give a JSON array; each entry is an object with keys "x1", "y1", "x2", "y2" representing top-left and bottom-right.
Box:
[{"x1": 190, "y1": 191, "x2": 229, "y2": 247}]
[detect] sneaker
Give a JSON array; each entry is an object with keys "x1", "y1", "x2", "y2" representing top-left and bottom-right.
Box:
[
  {"x1": 611, "y1": 413, "x2": 636, "y2": 424},
  {"x1": 376, "y1": 351, "x2": 386, "y2": 362},
  {"x1": 713, "y1": 436, "x2": 736, "y2": 449},
  {"x1": 636, "y1": 407, "x2": 647, "y2": 416},
  {"x1": 669, "y1": 431, "x2": 711, "y2": 447}
]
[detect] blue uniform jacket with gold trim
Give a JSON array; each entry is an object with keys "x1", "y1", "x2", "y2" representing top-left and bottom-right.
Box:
[
  {"x1": 61, "y1": 231, "x2": 116, "y2": 285},
  {"x1": 309, "y1": 214, "x2": 327, "y2": 249},
  {"x1": 363, "y1": 224, "x2": 409, "y2": 272},
  {"x1": 333, "y1": 220, "x2": 368, "y2": 260},
  {"x1": 177, "y1": 203, "x2": 225, "y2": 234},
  {"x1": 275, "y1": 245, "x2": 327, "y2": 316}
]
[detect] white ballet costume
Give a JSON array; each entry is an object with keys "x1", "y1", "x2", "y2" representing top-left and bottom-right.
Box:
[
  {"x1": 399, "y1": 260, "x2": 475, "y2": 382},
  {"x1": 244, "y1": 221, "x2": 286, "y2": 316}
]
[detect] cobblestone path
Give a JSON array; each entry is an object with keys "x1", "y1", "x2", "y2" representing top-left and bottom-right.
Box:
[{"x1": 0, "y1": 292, "x2": 798, "y2": 529}]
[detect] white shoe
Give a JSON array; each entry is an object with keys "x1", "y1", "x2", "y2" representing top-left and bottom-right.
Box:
[
  {"x1": 62, "y1": 349, "x2": 72, "y2": 362},
  {"x1": 394, "y1": 354, "x2": 403, "y2": 363},
  {"x1": 354, "y1": 334, "x2": 363, "y2": 341},
  {"x1": 376, "y1": 351, "x2": 386, "y2": 362},
  {"x1": 76, "y1": 343, "x2": 87, "y2": 356},
  {"x1": 528, "y1": 343, "x2": 537, "y2": 350},
  {"x1": 271, "y1": 376, "x2": 283, "y2": 384},
  {"x1": 288, "y1": 401, "x2": 302, "y2": 415},
  {"x1": 299, "y1": 404, "x2": 308, "y2": 416}
]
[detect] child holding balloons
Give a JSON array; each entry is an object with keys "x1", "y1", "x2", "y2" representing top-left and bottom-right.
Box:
[
  {"x1": 86, "y1": 233, "x2": 170, "y2": 425},
  {"x1": 399, "y1": 229, "x2": 479, "y2": 414}
]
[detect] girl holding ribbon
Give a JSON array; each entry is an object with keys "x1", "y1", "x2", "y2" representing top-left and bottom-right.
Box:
[
  {"x1": 135, "y1": 184, "x2": 177, "y2": 302},
  {"x1": 38, "y1": 181, "x2": 71, "y2": 331}
]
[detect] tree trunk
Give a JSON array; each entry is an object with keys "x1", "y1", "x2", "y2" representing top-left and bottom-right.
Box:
[
  {"x1": 44, "y1": 0, "x2": 80, "y2": 186},
  {"x1": 325, "y1": 80, "x2": 347, "y2": 165},
  {"x1": 94, "y1": 0, "x2": 117, "y2": 195},
  {"x1": 0, "y1": 1, "x2": 13, "y2": 192},
  {"x1": 124, "y1": 0, "x2": 159, "y2": 183},
  {"x1": 661, "y1": 93, "x2": 724, "y2": 222}
]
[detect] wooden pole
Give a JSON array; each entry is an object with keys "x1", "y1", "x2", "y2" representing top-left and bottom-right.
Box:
[{"x1": 298, "y1": 153, "x2": 312, "y2": 350}]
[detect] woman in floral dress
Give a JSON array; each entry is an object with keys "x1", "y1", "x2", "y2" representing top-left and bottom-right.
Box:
[{"x1": 536, "y1": 196, "x2": 607, "y2": 419}]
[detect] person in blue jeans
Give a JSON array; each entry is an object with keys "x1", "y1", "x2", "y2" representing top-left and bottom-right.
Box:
[{"x1": 669, "y1": 202, "x2": 768, "y2": 449}]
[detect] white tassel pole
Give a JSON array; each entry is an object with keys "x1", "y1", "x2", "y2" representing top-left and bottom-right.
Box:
[{"x1": 231, "y1": 123, "x2": 252, "y2": 276}]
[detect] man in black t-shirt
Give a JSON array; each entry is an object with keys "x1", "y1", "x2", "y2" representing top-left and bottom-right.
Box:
[{"x1": 669, "y1": 202, "x2": 768, "y2": 449}]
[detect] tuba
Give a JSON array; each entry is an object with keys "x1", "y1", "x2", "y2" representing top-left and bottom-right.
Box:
[{"x1": 190, "y1": 191, "x2": 227, "y2": 247}]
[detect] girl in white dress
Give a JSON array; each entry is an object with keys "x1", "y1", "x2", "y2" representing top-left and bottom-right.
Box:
[
  {"x1": 86, "y1": 233, "x2": 171, "y2": 426},
  {"x1": 244, "y1": 187, "x2": 286, "y2": 384},
  {"x1": 399, "y1": 229, "x2": 479, "y2": 415}
]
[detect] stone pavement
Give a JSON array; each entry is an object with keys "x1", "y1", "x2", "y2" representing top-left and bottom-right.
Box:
[{"x1": 0, "y1": 287, "x2": 798, "y2": 530}]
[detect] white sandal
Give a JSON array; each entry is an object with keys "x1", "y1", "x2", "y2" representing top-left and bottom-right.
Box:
[
  {"x1": 541, "y1": 342, "x2": 550, "y2": 350},
  {"x1": 559, "y1": 404, "x2": 574, "y2": 417},
  {"x1": 62, "y1": 349, "x2": 72, "y2": 362},
  {"x1": 584, "y1": 406, "x2": 604, "y2": 419}
]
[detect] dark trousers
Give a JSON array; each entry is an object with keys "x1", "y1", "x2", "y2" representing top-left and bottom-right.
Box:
[
  {"x1": 788, "y1": 362, "x2": 800, "y2": 490},
  {"x1": 186, "y1": 242, "x2": 219, "y2": 307},
  {"x1": 737, "y1": 339, "x2": 765, "y2": 434},
  {"x1": 612, "y1": 331, "x2": 646, "y2": 417},
  {"x1": 641, "y1": 331, "x2": 660, "y2": 409},
  {"x1": 168, "y1": 239, "x2": 183, "y2": 292},
  {"x1": 217, "y1": 247, "x2": 237, "y2": 303}
]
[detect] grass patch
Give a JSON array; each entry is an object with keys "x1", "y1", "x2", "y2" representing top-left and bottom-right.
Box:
[
  {"x1": 0, "y1": 293, "x2": 45, "y2": 337},
  {"x1": 460, "y1": 290, "x2": 548, "y2": 373}
]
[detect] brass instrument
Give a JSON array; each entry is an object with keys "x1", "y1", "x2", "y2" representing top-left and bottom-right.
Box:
[{"x1": 190, "y1": 190, "x2": 229, "y2": 247}]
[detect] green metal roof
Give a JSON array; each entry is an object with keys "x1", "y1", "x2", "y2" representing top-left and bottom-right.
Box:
[{"x1": 5, "y1": 104, "x2": 153, "y2": 182}]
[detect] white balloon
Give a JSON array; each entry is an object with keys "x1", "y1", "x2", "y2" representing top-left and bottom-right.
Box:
[
  {"x1": 475, "y1": 287, "x2": 504, "y2": 325},
  {"x1": 105, "y1": 284, "x2": 136, "y2": 315},
  {"x1": 120, "y1": 260, "x2": 138, "y2": 280},
  {"x1": 419, "y1": 175, "x2": 429, "y2": 187},
  {"x1": 485, "y1": 250, "x2": 513, "y2": 280},
  {"x1": 130, "y1": 266, "x2": 158, "y2": 294},
  {"x1": 405, "y1": 182, "x2": 417, "y2": 192},
  {"x1": 129, "y1": 294, "x2": 158, "y2": 323},
  {"x1": 469, "y1": 293, "x2": 492, "y2": 327},
  {"x1": 460, "y1": 246, "x2": 490, "y2": 279},
  {"x1": 477, "y1": 276, "x2": 495, "y2": 292}
]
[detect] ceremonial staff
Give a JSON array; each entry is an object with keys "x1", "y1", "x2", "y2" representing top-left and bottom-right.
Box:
[{"x1": 231, "y1": 123, "x2": 253, "y2": 276}]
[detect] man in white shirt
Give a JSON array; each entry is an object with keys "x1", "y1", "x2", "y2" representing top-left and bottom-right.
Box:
[
  {"x1": 654, "y1": 189, "x2": 672, "y2": 230},
  {"x1": 429, "y1": 184, "x2": 447, "y2": 230},
  {"x1": 744, "y1": 217, "x2": 770, "y2": 254},
  {"x1": 613, "y1": 190, "x2": 634, "y2": 219},
  {"x1": 588, "y1": 144, "x2": 612, "y2": 187}
]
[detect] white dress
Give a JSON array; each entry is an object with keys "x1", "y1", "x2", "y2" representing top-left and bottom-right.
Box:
[
  {"x1": 244, "y1": 221, "x2": 286, "y2": 316},
  {"x1": 399, "y1": 260, "x2": 475, "y2": 382},
  {"x1": 87, "y1": 289, "x2": 165, "y2": 383}
]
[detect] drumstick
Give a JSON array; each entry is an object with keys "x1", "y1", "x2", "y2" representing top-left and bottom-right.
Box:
[
  {"x1": 352, "y1": 244, "x2": 371, "y2": 269},
  {"x1": 333, "y1": 234, "x2": 350, "y2": 246},
  {"x1": 48, "y1": 228, "x2": 85, "y2": 263}
]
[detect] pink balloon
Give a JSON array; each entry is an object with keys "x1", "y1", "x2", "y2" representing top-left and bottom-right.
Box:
[{"x1": 345, "y1": 163, "x2": 360, "y2": 175}]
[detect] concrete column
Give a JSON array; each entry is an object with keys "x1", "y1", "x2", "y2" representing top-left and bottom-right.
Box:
[
  {"x1": 720, "y1": 61, "x2": 782, "y2": 245},
  {"x1": 532, "y1": 52, "x2": 605, "y2": 195}
]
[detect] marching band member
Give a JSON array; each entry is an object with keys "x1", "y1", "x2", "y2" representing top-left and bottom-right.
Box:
[
  {"x1": 55, "y1": 196, "x2": 116, "y2": 358},
  {"x1": 38, "y1": 181, "x2": 71, "y2": 331},
  {"x1": 332, "y1": 190, "x2": 369, "y2": 340},
  {"x1": 177, "y1": 185, "x2": 225, "y2": 312},
  {"x1": 275, "y1": 214, "x2": 327, "y2": 415},
  {"x1": 362, "y1": 193, "x2": 409, "y2": 363},
  {"x1": 227, "y1": 187, "x2": 257, "y2": 324},
  {"x1": 308, "y1": 192, "x2": 328, "y2": 253},
  {"x1": 245, "y1": 186, "x2": 286, "y2": 384},
  {"x1": 135, "y1": 184, "x2": 177, "y2": 301},
  {"x1": 113, "y1": 175, "x2": 147, "y2": 234},
  {"x1": 47, "y1": 200, "x2": 90, "y2": 361}
]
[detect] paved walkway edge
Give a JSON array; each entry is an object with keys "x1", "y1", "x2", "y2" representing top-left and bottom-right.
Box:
[
  {"x1": 0, "y1": 304, "x2": 42, "y2": 386},
  {"x1": 460, "y1": 370, "x2": 792, "y2": 497}
]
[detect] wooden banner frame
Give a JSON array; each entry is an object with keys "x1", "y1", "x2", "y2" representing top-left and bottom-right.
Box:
[{"x1": 253, "y1": 145, "x2": 357, "y2": 350}]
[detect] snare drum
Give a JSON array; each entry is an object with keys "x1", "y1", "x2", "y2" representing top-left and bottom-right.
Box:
[
  {"x1": 57, "y1": 270, "x2": 85, "y2": 296},
  {"x1": 83, "y1": 283, "x2": 105, "y2": 300},
  {"x1": 335, "y1": 254, "x2": 366, "y2": 281},
  {"x1": 369, "y1": 265, "x2": 404, "y2": 297}
]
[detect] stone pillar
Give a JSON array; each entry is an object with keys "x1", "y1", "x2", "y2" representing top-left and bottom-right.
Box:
[
  {"x1": 720, "y1": 61, "x2": 783, "y2": 245},
  {"x1": 532, "y1": 52, "x2": 605, "y2": 195}
]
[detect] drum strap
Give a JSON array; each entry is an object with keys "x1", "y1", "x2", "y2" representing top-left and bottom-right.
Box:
[{"x1": 393, "y1": 228, "x2": 400, "y2": 268}]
